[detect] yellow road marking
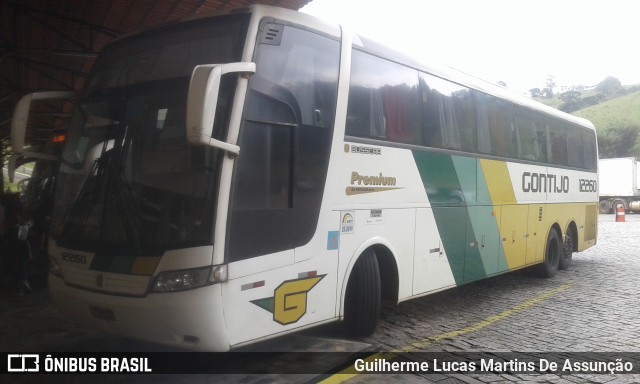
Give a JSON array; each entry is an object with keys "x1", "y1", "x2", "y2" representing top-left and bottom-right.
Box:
[{"x1": 320, "y1": 283, "x2": 572, "y2": 384}]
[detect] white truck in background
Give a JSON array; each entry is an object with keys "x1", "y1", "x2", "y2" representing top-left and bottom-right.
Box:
[{"x1": 598, "y1": 157, "x2": 640, "y2": 213}]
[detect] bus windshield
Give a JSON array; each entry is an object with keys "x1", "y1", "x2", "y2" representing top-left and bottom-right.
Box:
[{"x1": 50, "y1": 13, "x2": 250, "y2": 255}]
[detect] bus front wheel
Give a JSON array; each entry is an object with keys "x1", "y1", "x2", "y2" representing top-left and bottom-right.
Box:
[
  {"x1": 534, "y1": 228, "x2": 560, "y2": 278},
  {"x1": 344, "y1": 248, "x2": 381, "y2": 337}
]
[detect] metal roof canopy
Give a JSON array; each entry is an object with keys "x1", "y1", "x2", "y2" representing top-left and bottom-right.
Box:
[{"x1": 0, "y1": 0, "x2": 311, "y2": 174}]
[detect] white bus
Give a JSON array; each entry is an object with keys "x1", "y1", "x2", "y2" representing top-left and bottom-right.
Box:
[
  {"x1": 8, "y1": 91, "x2": 75, "y2": 260},
  {"x1": 48, "y1": 5, "x2": 598, "y2": 351}
]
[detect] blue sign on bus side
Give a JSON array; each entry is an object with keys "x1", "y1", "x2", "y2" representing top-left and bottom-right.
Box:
[{"x1": 327, "y1": 231, "x2": 339, "y2": 250}]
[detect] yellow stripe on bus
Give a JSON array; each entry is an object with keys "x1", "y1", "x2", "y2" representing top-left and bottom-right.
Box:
[{"x1": 479, "y1": 159, "x2": 517, "y2": 204}]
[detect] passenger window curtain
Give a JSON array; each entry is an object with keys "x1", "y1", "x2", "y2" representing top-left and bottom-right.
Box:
[
  {"x1": 477, "y1": 101, "x2": 491, "y2": 154},
  {"x1": 434, "y1": 92, "x2": 461, "y2": 149}
]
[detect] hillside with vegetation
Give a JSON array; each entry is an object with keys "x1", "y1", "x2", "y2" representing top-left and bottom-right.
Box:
[{"x1": 532, "y1": 76, "x2": 640, "y2": 158}]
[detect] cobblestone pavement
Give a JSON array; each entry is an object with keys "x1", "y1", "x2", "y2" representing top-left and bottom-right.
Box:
[
  {"x1": 343, "y1": 214, "x2": 640, "y2": 383},
  {"x1": 2, "y1": 215, "x2": 639, "y2": 383}
]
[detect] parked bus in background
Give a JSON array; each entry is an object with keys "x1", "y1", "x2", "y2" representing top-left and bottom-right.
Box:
[
  {"x1": 47, "y1": 5, "x2": 598, "y2": 351},
  {"x1": 6, "y1": 91, "x2": 74, "y2": 281}
]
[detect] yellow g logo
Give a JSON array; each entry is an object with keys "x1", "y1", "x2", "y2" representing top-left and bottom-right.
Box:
[{"x1": 251, "y1": 275, "x2": 325, "y2": 325}]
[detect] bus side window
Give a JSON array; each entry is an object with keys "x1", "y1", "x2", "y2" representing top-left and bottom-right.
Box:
[
  {"x1": 253, "y1": 23, "x2": 338, "y2": 130},
  {"x1": 515, "y1": 108, "x2": 547, "y2": 163},
  {"x1": 419, "y1": 73, "x2": 477, "y2": 153},
  {"x1": 419, "y1": 77, "x2": 442, "y2": 148},
  {"x1": 454, "y1": 90, "x2": 477, "y2": 153},
  {"x1": 547, "y1": 120, "x2": 567, "y2": 166},
  {"x1": 346, "y1": 50, "x2": 419, "y2": 144},
  {"x1": 476, "y1": 94, "x2": 516, "y2": 158},
  {"x1": 228, "y1": 23, "x2": 340, "y2": 262},
  {"x1": 566, "y1": 124, "x2": 585, "y2": 168},
  {"x1": 583, "y1": 130, "x2": 597, "y2": 170}
]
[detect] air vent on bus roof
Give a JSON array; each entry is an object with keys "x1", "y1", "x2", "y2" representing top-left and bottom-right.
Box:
[{"x1": 260, "y1": 23, "x2": 283, "y2": 45}]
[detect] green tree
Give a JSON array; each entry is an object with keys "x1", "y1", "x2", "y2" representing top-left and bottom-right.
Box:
[
  {"x1": 543, "y1": 75, "x2": 556, "y2": 98},
  {"x1": 559, "y1": 90, "x2": 582, "y2": 112},
  {"x1": 581, "y1": 93, "x2": 606, "y2": 108},
  {"x1": 596, "y1": 76, "x2": 622, "y2": 96},
  {"x1": 597, "y1": 124, "x2": 640, "y2": 158}
]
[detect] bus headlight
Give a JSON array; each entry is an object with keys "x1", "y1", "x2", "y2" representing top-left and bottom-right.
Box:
[{"x1": 151, "y1": 266, "x2": 212, "y2": 293}]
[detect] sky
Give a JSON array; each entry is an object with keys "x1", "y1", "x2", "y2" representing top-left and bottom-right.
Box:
[{"x1": 301, "y1": 0, "x2": 640, "y2": 94}]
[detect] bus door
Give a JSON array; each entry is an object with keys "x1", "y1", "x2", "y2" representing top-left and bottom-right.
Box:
[{"x1": 221, "y1": 21, "x2": 341, "y2": 346}]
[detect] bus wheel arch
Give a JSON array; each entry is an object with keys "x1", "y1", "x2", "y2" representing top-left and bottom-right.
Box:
[
  {"x1": 560, "y1": 222, "x2": 578, "y2": 270},
  {"x1": 341, "y1": 243, "x2": 399, "y2": 337},
  {"x1": 612, "y1": 199, "x2": 627, "y2": 213}
]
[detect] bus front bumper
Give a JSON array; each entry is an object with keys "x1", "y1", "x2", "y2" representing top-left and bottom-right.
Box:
[{"x1": 49, "y1": 274, "x2": 230, "y2": 351}]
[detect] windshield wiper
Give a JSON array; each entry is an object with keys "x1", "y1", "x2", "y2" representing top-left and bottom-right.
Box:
[
  {"x1": 108, "y1": 124, "x2": 142, "y2": 252},
  {"x1": 60, "y1": 139, "x2": 112, "y2": 242},
  {"x1": 61, "y1": 121, "x2": 143, "y2": 252}
]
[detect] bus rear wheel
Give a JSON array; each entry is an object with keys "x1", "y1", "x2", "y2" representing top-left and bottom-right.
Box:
[
  {"x1": 344, "y1": 248, "x2": 381, "y2": 337},
  {"x1": 534, "y1": 228, "x2": 560, "y2": 278},
  {"x1": 559, "y1": 231, "x2": 574, "y2": 270}
]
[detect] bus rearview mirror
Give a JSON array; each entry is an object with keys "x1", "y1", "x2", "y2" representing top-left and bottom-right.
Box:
[
  {"x1": 186, "y1": 62, "x2": 256, "y2": 155},
  {"x1": 11, "y1": 91, "x2": 75, "y2": 154}
]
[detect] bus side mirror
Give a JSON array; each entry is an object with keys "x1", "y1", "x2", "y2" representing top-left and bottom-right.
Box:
[
  {"x1": 11, "y1": 91, "x2": 75, "y2": 154},
  {"x1": 186, "y1": 62, "x2": 256, "y2": 155}
]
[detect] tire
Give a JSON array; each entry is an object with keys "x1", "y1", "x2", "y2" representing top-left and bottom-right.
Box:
[
  {"x1": 612, "y1": 199, "x2": 627, "y2": 213},
  {"x1": 559, "y1": 230, "x2": 574, "y2": 270},
  {"x1": 344, "y1": 248, "x2": 381, "y2": 337},
  {"x1": 534, "y1": 228, "x2": 561, "y2": 278},
  {"x1": 598, "y1": 200, "x2": 611, "y2": 214}
]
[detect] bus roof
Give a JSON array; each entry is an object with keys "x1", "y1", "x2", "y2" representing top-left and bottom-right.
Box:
[{"x1": 94, "y1": 4, "x2": 595, "y2": 132}]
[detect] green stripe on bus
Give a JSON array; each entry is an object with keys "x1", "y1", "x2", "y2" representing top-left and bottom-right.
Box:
[
  {"x1": 413, "y1": 151, "x2": 512, "y2": 284},
  {"x1": 451, "y1": 156, "x2": 486, "y2": 282},
  {"x1": 472, "y1": 161, "x2": 507, "y2": 277},
  {"x1": 413, "y1": 151, "x2": 479, "y2": 284}
]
